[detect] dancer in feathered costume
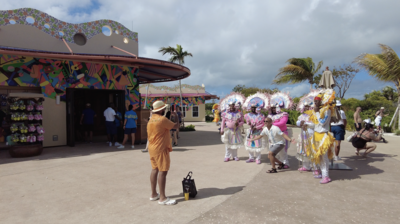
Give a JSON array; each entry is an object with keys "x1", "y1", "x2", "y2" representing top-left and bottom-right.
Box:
[
  {"x1": 212, "y1": 104, "x2": 220, "y2": 124},
  {"x1": 235, "y1": 102, "x2": 245, "y2": 134},
  {"x1": 295, "y1": 90, "x2": 320, "y2": 175},
  {"x1": 243, "y1": 93, "x2": 270, "y2": 164},
  {"x1": 268, "y1": 92, "x2": 293, "y2": 168},
  {"x1": 296, "y1": 102, "x2": 316, "y2": 172},
  {"x1": 304, "y1": 89, "x2": 336, "y2": 184},
  {"x1": 220, "y1": 101, "x2": 244, "y2": 162}
]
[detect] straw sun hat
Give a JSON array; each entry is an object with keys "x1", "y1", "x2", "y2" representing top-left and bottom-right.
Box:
[{"x1": 152, "y1": 101, "x2": 167, "y2": 112}]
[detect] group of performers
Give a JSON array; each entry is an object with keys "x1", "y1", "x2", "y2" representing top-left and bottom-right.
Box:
[{"x1": 216, "y1": 86, "x2": 338, "y2": 184}]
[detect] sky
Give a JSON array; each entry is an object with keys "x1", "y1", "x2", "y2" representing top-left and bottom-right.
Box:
[{"x1": 2, "y1": 0, "x2": 400, "y2": 100}]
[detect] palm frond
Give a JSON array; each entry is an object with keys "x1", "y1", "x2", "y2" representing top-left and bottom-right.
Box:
[
  {"x1": 313, "y1": 60, "x2": 323, "y2": 74},
  {"x1": 274, "y1": 64, "x2": 312, "y2": 85},
  {"x1": 158, "y1": 45, "x2": 193, "y2": 65},
  {"x1": 355, "y1": 53, "x2": 391, "y2": 81}
]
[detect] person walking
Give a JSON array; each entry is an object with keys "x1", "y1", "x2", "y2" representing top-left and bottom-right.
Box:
[
  {"x1": 147, "y1": 101, "x2": 178, "y2": 205},
  {"x1": 170, "y1": 105, "x2": 179, "y2": 146},
  {"x1": 353, "y1": 107, "x2": 362, "y2": 131},
  {"x1": 114, "y1": 106, "x2": 123, "y2": 143},
  {"x1": 330, "y1": 101, "x2": 347, "y2": 161},
  {"x1": 80, "y1": 103, "x2": 96, "y2": 143},
  {"x1": 143, "y1": 106, "x2": 153, "y2": 153},
  {"x1": 374, "y1": 107, "x2": 389, "y2": 143},
  {"x1": 117, "y1": 105, "x2": 138, "y2": 149},
  {"x1": 176, "y1": 106, "x2": 182, "y2": 139},
  {"x1": 104, "y1": 103, "x2": 121, "y2": 147}
]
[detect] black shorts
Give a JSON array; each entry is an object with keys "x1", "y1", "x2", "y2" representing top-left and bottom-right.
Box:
[
  {"x1": 84, "y1": 124, "x2": 94, "y2": 132},
  {"x1": 354, "y1": 123, "x2": 362, "y2": 131}
]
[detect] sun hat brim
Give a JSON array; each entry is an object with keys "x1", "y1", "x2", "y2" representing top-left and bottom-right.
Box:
[{"x1": 152, "y1": 105, "x2": 167, "y2": 112}]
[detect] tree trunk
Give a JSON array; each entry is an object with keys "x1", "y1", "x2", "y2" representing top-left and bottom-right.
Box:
[
  {"x1": 397, "y1": 86, "x2": 400, "y2": 130},
  {"x1": 309, "y1": 79, "x2": 313, "y2": 91}
]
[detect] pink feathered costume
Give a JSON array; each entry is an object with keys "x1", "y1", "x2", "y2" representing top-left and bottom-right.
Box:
[
  {"x1": 221, "y1": 107, "x2": 244, "y2": 161},
  {"x1": 244, "y1": 109, "x2": 266, "y2": 161}
]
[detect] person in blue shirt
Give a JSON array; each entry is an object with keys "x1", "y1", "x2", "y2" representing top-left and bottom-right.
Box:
[
  {"x1": 80, "y1": 103, "x2": 96, "y2": 143},
  {"x1": 117, "y1": 105, "x2": 138, "y2": 149},
  {"x1": 115, "y1": 108, "x2": 123, "y2": 143}
]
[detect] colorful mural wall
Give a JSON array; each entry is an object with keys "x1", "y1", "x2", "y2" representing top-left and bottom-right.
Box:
[
  {"x1": 0, "y1": 54, "x2": 140, "y2": 109},
  {"x1": 141, "y1": 96, "x2": 206, "y2": 109}
]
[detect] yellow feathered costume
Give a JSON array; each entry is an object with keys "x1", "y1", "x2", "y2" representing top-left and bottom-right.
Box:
[
  {"x1": 304, "y1": 90, "x2": 336, "y2": 165},
  {"x1": 212, "y1": 104, "x2": 220, "y2": 123}
]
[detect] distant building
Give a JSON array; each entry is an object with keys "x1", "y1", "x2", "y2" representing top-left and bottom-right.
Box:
[{"x1": 140, "y1": 84, "x2": 219, "y2": 122}]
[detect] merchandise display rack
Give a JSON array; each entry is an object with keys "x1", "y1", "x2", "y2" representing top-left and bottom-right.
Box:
[{"x1": 7, "y1": 96, "x2": 45, "y2": 158}]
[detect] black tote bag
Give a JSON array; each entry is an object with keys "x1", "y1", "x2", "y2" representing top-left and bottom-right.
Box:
[{"x1": 182, "y1": 171, "x2": 197, "y2": 198}]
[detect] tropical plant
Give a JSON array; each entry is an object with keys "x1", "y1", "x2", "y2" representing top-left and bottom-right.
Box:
[
  {"x1": 159, "y1": 44, "x2": 193, "y2": 127},
  {"x1": 159, "y1": 44, "x2": 193, "y2": 65},
  {"x1": 354, "y1": 44, "x2": 400, "y2": 129},
  {"x1": 273, "y1": 57, "x2": 323, "y2": 90}
]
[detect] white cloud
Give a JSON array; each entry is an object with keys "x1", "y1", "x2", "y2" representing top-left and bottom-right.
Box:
[{"x1": 282, "y1": 83, "x2": 310, "y2": 98}]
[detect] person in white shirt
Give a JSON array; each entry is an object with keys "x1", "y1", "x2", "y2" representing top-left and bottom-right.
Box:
[
  {"x1": 330, "y1": 101, "x2": 347, "y2": 161},
  {"x1": 104, "y1": 103, "x2": 122, "y2": 147},
  {"x1": 251, "y1": 117, "x2": 295, "y2": 173}
]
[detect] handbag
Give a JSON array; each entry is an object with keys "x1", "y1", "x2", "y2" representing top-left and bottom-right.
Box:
[
  {"x1": 182, "y1": 171, "x2": 197, "y2": 198},
  {"x1": 347, "y1": 132, "x2": 356, "y2": 142}
]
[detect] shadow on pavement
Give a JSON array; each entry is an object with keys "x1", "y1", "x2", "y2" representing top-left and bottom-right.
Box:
[
  {"x1": 169, "y1": 186, "x2": 245, "y2": 203},
  {"x1": 330, "y1": 153, "x2": 391, "y2": 181}
]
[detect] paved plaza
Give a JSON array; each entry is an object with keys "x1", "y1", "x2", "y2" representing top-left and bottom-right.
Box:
[{"x1": 1, "y1": 122, "x2": 399, "y2": 224}]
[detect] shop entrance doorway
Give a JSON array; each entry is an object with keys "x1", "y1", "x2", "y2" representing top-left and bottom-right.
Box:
[{"x1": 66, "y1": 88, "x2": 125, "y2": 147}]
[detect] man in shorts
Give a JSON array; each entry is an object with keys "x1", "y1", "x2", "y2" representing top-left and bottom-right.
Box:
[
  {"x1": 117, "y1": 105, "x2": 138, "y2": 149},
  {"x1": 80, "y1": 103, "x2": 96, "y2": 143},
  {"x1": 251, "y1": 117, "x2": 295, "y2": 173},
  {"x1": 147, "y1": 100, "x2": 178, "y2": 205},
  {"x1": 353, "y1": 107, "x2": 362, "y2": 131},
  {"x1": 330, "y1": 101, "x2": 347, "y2": 161}
]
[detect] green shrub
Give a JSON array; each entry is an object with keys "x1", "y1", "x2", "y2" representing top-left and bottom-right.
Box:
[
  {"x1": 395, "y1": 130, "x2": 400, "y2": 136},
  {"x1": 180, "y1": 124, "x2": 196, "y2": 131},
  {"x1": 205, "y1": 115, "x2": 213, "y2": 122}
]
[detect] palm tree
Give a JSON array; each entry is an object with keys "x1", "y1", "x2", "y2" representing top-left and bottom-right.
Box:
[
  {"x1": 159, "y1": 44, "x2": 193, "y2": 126},
  {"x1": 273, "y1": 57, "x2": 323, "y2": 90},
  {"x1": 354, "y1": 44, "x2": 400, "y2": 129}
]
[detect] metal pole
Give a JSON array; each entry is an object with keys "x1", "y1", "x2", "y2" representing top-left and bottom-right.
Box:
[
  {"x1": 179, "y1": 79, "x2": 184, "y2": 127},
  {"x1": 143, "y1": 84, "x2": 149, "y2": 109},
  {"x1": 398, "y1": 105, "x2": 400, "y2": 130},
  {"x1": 389, "y1": 106, "x2": 399, "y2": 128}
]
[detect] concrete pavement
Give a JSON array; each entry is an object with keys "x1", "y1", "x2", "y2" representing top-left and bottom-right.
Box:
[{"x1": 1, "y1": 122, "x2": 399, "y2": 224}]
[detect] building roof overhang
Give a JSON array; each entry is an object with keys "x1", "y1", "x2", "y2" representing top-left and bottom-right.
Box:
[{"x1": 0, "y1": 46, "x2": 190, "y2": 84}]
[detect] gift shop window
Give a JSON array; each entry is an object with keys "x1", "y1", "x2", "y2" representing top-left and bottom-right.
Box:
[
  {"x1": 182, "y1": 105, "x2": 188, "y2": 117},
  {"x1": 192, "y1": 106, "x2": 199, "y2": 117}
]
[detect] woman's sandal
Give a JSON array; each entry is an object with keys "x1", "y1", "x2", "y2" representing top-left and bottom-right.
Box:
[
  {"x1": 267, "y1": 168, "x2": 277, "y2": 173},
  {"x1": 355, "y1": 151, "x2": 360, "y2": 156}
]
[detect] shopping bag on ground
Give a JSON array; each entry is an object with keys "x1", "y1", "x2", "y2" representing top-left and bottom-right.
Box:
[{"x1": 182, "y1": 171, "x2": 197, "y2": 198}]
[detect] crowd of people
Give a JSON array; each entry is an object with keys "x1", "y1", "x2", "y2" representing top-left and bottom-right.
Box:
[{"x1": 79, "y1": 103, "x2": 138, "y2": 148}]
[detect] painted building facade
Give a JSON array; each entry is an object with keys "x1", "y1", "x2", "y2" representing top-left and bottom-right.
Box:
[
  {"x1": 140, "y1": 84, "x2": 218, "y2": 122},
  {"x1": 0, "y1": 8, "x2": 190, "y2": 147}
]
